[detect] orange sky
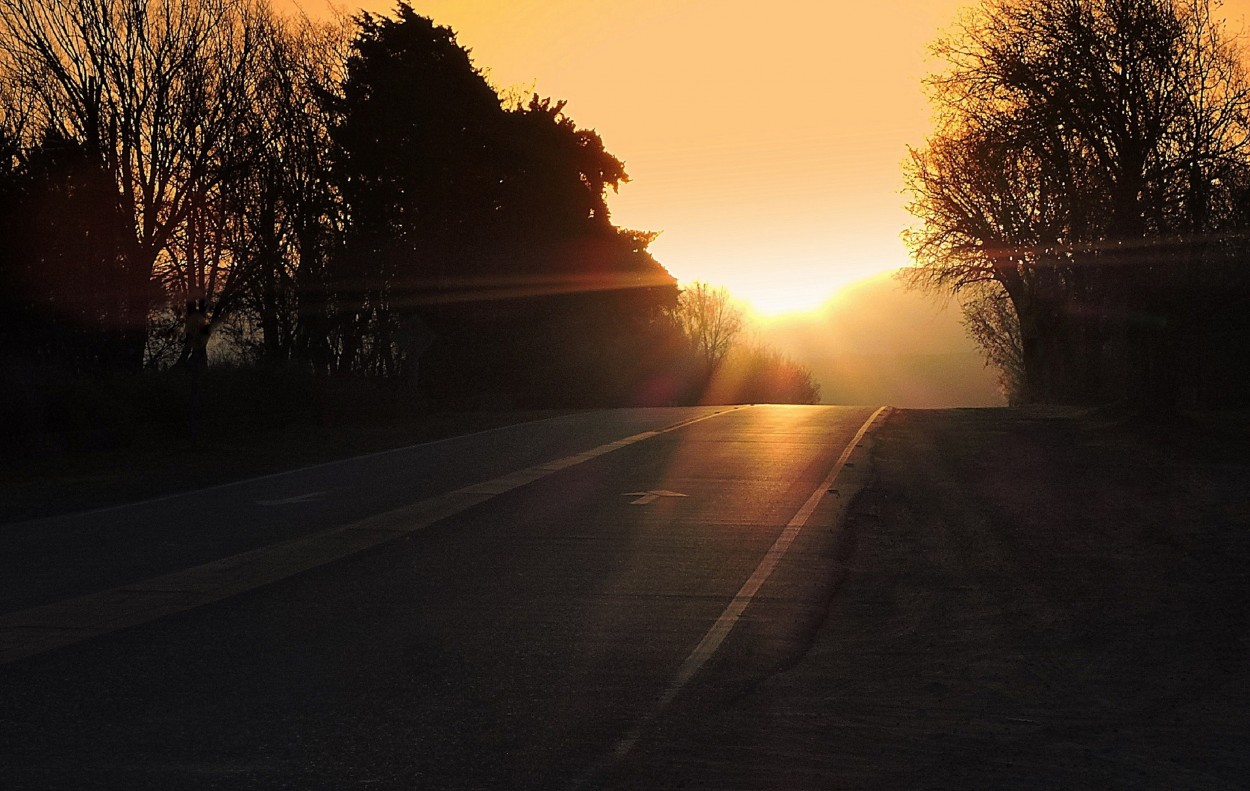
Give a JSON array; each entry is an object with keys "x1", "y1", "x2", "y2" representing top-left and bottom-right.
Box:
[{"x1": 288, "y1": 0, "x2": 1250, "y2": 318}]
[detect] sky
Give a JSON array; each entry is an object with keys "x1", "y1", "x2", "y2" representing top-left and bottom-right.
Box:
[
  {"x1": 285, "y1": 0, "x2": 964, "y2": 317},
  {"x1": 287, "y1": 0, "x2": 1250, "y2": 319}
]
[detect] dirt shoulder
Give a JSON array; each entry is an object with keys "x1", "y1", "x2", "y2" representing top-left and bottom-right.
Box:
[{"x1": 609, "y1": 406, "x2": 1250, "y2": 789}]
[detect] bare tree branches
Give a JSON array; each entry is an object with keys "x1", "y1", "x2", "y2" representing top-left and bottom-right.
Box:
[
  {"x1": 673, "y1": 281, "x2": 744, "y2": 375},
  {"x1": 905, "y1": 0, "x2": 1250, "y2": 405},
  {"x1": 0, "y1": 0, "x2": 270, "y2": 367}
]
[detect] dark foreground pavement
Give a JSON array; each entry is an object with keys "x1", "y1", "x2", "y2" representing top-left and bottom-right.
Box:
[
  {"x1": 605, "y1": 407, "x2": 1250, "y2": 790},
  {"x1": 0, "y1": 405, "x2": 883, "y2": 790},
  {"x1": 4, "y1": 406, "x2": 1247, "y2": 790}
]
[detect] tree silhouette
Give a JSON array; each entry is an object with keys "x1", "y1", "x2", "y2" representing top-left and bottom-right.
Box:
[
  {"x1": 0, "y1": 128, "x2": 129, "y2": 372},
  {"x1": 216, "y1": 13, "x2": 349, "y2": 372},
  {"x1": 330, "y1": 3, "x2": 678, "y2": 404},
  {"x1": 0, "y1": 0, "x2": 693, "y2": 409},
  {"x1": 328, "y1": 4, "x2": 503, "y2": 381},
  {"x1": 0, "y1": 0, "x2": 265, "y2": 370},
  {"x1": 673, "y1": 281, "x2": 743, "y2": 378},
  {"x1": 906, "y1": 0, "x2": 1250, "y2": 407}
]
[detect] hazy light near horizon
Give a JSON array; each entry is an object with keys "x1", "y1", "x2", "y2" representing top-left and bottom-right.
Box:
[
  {"x1": 286, "y1": 0, "x2": 1250, "y2": 319},
  {"x1": 700, "y1": 254, "x2": 889, "y2": 320}
]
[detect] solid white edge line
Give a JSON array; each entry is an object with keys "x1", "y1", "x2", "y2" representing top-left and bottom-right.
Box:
[{"x1": 588, "y1": 404, "x2": 891, "y2": 779}]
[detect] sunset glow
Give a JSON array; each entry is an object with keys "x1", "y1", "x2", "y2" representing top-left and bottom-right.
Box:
[
  {"x1": 284, "y1": 0, "x2": 963, "y2": 314},
  {"x1": 724, "y1": 261, "x2": 883, "y2": 320},
  {"x1": 739, "y1": 284, "x2": 830, "y2": 320},
  {"x1": 287, "y1": 0, "x2": 1250, "y2": 316}
]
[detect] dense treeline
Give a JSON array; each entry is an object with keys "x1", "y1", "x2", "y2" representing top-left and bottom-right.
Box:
[
  {"x1": 0, "y1": 0, "x2": 817, "y2": 421},
  {"x1": 906, "y1": 0, "x2": 1250, "y2": 408}
]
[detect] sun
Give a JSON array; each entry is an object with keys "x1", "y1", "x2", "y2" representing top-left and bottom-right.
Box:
[
  {"x1": 738, "y1": 283, "x2": 833, "y2": 319},
  {"x1": 713, "y1": 264, "x2": 896, "y2": 321}
]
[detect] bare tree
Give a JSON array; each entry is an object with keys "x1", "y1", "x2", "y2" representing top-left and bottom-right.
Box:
[
  {"x1": 0, "y1": 0, "x2": 266, "y2": 370},
  {"x1": 673, "y1": 281, "x2": 743, "y2": 376},
  {"x1": 958, "y1": 282, "x2": 1026, "y2": 404},
  {"x1": 215, "y1": 10, "x2": 349, "y2": 370},
  {"x1": 905, "y1": 0, "x2": 1250, "y2": 405}
]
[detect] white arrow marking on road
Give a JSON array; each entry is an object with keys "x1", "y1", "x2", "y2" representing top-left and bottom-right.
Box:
[
  {"x1": 623, "y1": 490, "x2": 688, "y2": 505},
  {"x1": 256, "y1": 491, "x2": 325, "y2": 506}
]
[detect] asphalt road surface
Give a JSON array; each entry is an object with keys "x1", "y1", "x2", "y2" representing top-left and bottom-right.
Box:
[{"x1": 0, "y1": 404, "x2": 883, "y2": 789}]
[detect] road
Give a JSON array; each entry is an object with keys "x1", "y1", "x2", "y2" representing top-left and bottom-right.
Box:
[
  {"x1": 0, "y1": 404, "x2": 884, "y2": 790},
  {"x1": 596, "y1": 407, "x2": 1250, "y2": 790}
]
